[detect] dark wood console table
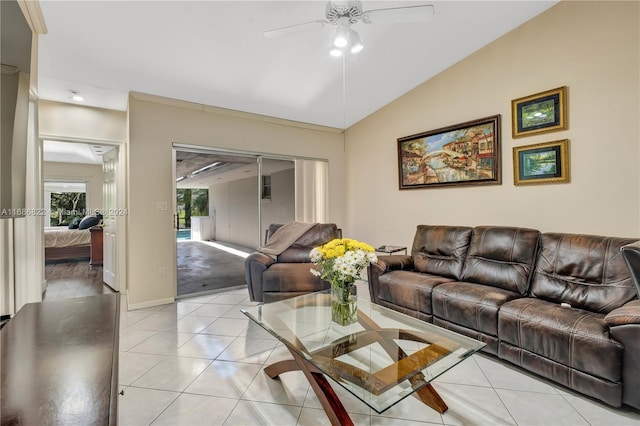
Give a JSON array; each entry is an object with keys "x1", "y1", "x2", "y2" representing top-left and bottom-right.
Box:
[{"x1": 0, "y1": 294, "x2": 120, "y2": 425}]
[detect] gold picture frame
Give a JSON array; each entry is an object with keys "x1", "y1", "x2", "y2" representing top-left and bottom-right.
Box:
[
  {"x1": 513, "y1": 139, "x2": 569, "y2": 186},
  {"x1": 511, "y1": 86, "x2": 568, "y2": 138}
]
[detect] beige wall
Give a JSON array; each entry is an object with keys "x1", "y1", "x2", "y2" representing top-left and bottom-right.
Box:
[
  {"x1": 344, "y1": 1, "x2": 640, "y2": 249},
  {"x1": 127, "y1": 94, "x2": 344, "y2": 307},
  {"x1": 43, "y1": 162, "x2": 104, "y2": 213},
  {"x1": 39, "y1": 100, "x2": 127, "y2": 142},
  {"x1": 209, "y1": 175, "x2": 259, "y2": 247}
]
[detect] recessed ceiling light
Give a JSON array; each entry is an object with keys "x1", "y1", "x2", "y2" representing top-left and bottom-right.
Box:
[{"x1": 70, "y1": 90, "x2": 84, "y2": 102}]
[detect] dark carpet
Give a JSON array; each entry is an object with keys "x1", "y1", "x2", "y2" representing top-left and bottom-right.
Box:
[{"x1": 177, "y1": 240, "x2": 251, "y2": 296}]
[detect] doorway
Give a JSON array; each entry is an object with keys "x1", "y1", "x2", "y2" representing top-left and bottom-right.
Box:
[
  {"x1": 41, "y1": 140, "x2": 121, "y2": 301},
  {"x1": 174, "y1": 149, "x2": 296, "y2": 298}
]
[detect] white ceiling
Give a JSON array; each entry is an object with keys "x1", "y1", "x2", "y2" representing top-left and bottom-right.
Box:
[
  {"x1": 176, "y1": 152, "x2": 294, "y2": 188},
  {"x1": 43, "y1": 140, "x2": 114, "y2": 165},
  {"x1": 36, "y1": 0, "x2": 558, "y2": 130}
]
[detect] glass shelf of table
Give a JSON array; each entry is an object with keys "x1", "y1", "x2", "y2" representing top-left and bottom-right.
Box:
[{"x1": 242, "y1": 291, "x2": 485, "y2": 413}]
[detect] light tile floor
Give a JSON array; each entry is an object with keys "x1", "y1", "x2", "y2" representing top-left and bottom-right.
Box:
[{"x1": 118, "y1": 283, "x2": 640, "y2": 426}]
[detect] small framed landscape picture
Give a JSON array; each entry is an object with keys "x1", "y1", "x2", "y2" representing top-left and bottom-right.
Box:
[
  {"x1": 511, "y1": 86, "x2": 567, "y2": 138},
  {"x1": 513, "y1": 139, "x2": 569, "y2": 186}
]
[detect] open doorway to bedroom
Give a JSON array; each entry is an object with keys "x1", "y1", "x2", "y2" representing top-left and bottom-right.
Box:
[
  {"x1": 174, "y1": 148, "x2": 296, "y2": 298},
  {"x1": 42, "y1": 140, "x2": 115, "y2": 301}
]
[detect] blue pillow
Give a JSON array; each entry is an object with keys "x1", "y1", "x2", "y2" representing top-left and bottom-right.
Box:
[
  {"x1": 78, "y1": 216, "x2": 100, "y2": 230},
  {"x1": 68, "y1": 217, "x2": 81, "y2": 229}
]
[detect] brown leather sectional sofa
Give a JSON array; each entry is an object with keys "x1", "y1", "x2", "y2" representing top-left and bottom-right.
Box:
[{"x1": 368, "y1": 225, "x2": 640, "y2": 410}]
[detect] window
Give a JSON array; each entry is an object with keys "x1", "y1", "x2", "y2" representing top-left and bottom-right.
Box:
[
  {"x1": 262, "y1": 175, "x2": 271, "y2": 200},
  {"x1": 44, "y1": 181, "x2": 87, "y2": 226}
]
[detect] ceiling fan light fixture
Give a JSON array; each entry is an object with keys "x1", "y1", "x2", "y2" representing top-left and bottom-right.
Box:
[
  {"x1": 333, "y1": 19, "x2": 349, "y2": 47},
  {"x1": 329, "y1": 48, "x2": 343, "y2": 57},
  {"x1": 349, "y1": 30, "x2": 364, "y2": 53}
]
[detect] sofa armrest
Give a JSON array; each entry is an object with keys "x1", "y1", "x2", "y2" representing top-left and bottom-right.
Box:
[
  {"x1": 373, "y1": 254, "x2": 414, "y2": 273},
  {"x1": 245, "y1": 252, "x2": 276, "y2": 303},
  {"x1": 604, "y1": 299, "x2": 640, "y2": 326},
  {"x1": 368, "y1": 255, "x2": 414, "y2": 304},
  {"x1": 607, "y1": 299, "x2": 640, "y2": 410}
]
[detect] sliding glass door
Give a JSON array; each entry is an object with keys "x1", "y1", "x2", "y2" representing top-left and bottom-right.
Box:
[{"x1": 173, "y1": 146, "x2": 328, "y2": 298}]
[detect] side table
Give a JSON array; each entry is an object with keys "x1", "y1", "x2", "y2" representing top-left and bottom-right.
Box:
[
  {"x1": 90, "y1": 226, "x2": 104, "y2": 267},
  {"x1": 375, "y1": 245, "x2": 407, "y2": 255}
]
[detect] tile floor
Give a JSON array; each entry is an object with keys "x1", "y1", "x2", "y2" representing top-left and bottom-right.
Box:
[{"x1": 118, "y1": 283, "x2": 640, "y2": 426}]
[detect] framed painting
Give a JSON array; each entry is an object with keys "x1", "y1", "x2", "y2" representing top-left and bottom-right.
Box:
[
  {"x1": 511, "y1": 86, "x2": 567, "y2": 138},
  {"x1": 513, "y1": 139, "x2": 569, "y2": 185},
  {"x1": 397, "y1": 115, "x2": 501, "y2": 190}
]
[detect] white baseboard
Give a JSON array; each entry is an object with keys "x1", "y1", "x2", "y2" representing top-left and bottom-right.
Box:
[{"x1": 127, "y1": 297, "x2": 174, "y2": 311}]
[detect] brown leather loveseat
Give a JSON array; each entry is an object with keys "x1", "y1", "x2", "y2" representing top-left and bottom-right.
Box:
[
  {"x1": 368, "y1": 225, "x2": 640, "y2": 410},
  {"x1": 245, "y1": 223, "x2": 341, "y2": 303}
]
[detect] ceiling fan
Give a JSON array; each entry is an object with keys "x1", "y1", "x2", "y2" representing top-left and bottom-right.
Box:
[{"x1": 263, "y1": 1, "x2": 435, "y2": 56}]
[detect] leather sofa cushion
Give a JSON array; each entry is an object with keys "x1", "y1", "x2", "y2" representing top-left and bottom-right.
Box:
[
  {"x1": 499, "y1": 298, "x2": 623, "y2": 382},
  {"x1": 433, "y1": 317, "x2": 499, "y2": 355},
  {"x1": 461, "y1": 226, "x2": 540, "y2": 295},
  {"x1": 277, "y1": 223, "x2": 341, "y2": 263},
  {"x1": 263, "y1": 263, "x2": 327, "y2": 293},
  {"x1": 498, "y1": 342, "x2": 622, "y2": 407},
  {"x1": 432, "y1": 282, "x2": 522, "y2": 336},
  {"x1": 411, "y1": 225, "x2": 472, "y2": 279},
  {"x1": 531, "y1": 233, "x2": 638, "y2": 313},
  {"x1": 378, "y1": 270, "x2": 454, "y2": 315}
]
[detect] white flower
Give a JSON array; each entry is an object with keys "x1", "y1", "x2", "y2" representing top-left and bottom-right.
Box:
[
  {"x1": 309, "y1": 239, "x2": 378, "y2": 287},
  {"x1": 309, "y1": 247, "x2": 322, "y2": 262}
]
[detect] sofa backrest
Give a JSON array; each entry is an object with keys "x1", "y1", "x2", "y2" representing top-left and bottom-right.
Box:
[
  {"x1": 461, "y1": 226, "x2": 541, "y2": 295},
  {"x1": 276, "y1": 223, "x2": 342, "y2": 263},
  {"x1": 411, "y1": 225, "x2": 473, "y2": 280},
  {"x1": 531, "y1": 233, "x2": 639, "y2": 313}
]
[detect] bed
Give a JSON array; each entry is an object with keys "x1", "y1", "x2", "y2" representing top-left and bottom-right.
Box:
[{"x1": 44, "y1": 227, "x2": 92, "y2": 262}]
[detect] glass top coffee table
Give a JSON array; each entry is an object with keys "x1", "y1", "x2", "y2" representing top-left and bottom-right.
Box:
[{"x1": 242, "y1": 291, "x2": 485, "y2": 426}]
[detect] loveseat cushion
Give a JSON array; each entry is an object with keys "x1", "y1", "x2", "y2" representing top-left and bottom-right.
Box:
[
  {"x1": 432, "y1": 282, "x2": 522, "y2": 336},
  {"x1": 460, "y1": 226, "x2": 540, "y2": 295},
  {"x1": 499, "y1": 298, "x2": 623, "y2": 383},
  {"x1": 262, "y1": 263, "x2": 327, "y2": 293},
  {"x1": 411, "y1": 225, "x2": 472, "y2": 280},
  {"x1": 530, "y1": 233, "x2": 638, "y2": 313},
  {"x1": 378, "y1": 270, "x2": 454, "y2": 315}
]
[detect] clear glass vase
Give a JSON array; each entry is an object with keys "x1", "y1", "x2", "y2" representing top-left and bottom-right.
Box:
[{"x1": 331, "y1": 282, "x2": 357, "y2": 326}]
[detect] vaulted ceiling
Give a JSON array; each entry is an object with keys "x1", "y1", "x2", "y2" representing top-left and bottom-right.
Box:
[{"x1": 37, "y1": 1, "x2": 558, "y2": 130}]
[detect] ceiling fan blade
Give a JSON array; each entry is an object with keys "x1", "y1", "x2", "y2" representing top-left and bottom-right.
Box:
[
  {"x1": 362, "y1": 4, "x2": 435, "y2": 24},
  {"x1": 263, "y1": 20, "x2": 328, "y2": 39}
]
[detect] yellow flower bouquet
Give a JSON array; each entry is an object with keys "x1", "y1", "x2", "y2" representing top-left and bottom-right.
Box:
[{"x1": 310, "y1": 238, "x2": 377, "y2": 325}]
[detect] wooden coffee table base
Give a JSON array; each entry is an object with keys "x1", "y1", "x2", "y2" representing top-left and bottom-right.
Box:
[
  {"x1": 265, "y1": 348, "x2": 354, "y2": 426},
  {"x1": 264, "y1": 345, "x2": 448, "y2": 426}
]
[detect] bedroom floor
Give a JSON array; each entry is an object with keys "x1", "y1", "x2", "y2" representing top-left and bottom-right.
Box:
[{"x1": 44, "y1": 260, "x2": 114, "y2": 301}]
